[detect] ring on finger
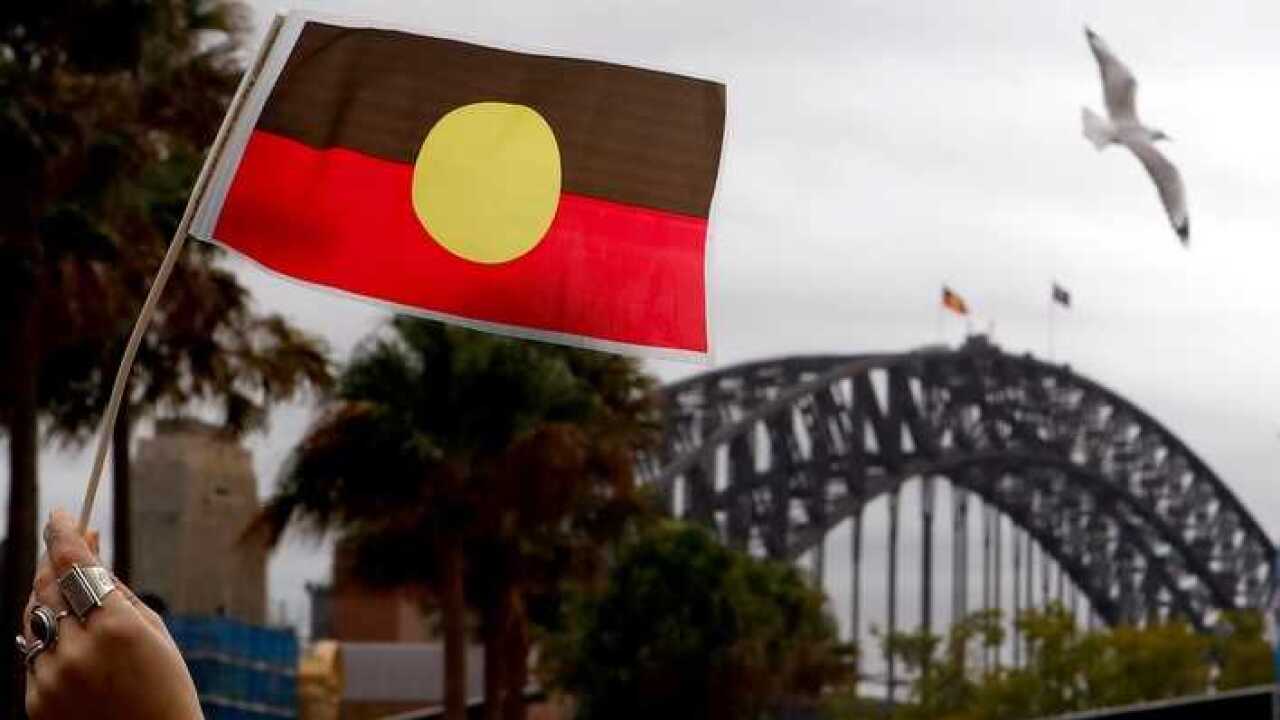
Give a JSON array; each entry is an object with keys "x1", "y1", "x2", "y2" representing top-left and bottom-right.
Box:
[
  {"x1": 15, "y1": 636, "x2": 46, "y2": 671},
  {"x1": 28, "y1": 605, "x2": 70, "y2": 647},
  {"x1": 58, "y1": 565, "x2": 116, "y2": 622}
]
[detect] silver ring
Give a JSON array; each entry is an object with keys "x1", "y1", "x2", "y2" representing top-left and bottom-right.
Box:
[
  {"x1": 57, "y1": 565, "x2": 116, "y2": 622},
  {"x1": 28, "y1": 605, "x2": 70, "y2": 647},
  {"x1": 15, "y1": 636, "x2": 46, "y2": 670}
]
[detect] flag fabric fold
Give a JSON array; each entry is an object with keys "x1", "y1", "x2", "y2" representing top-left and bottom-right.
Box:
[{"x1": 191, "y1": 12, "x2": 726, "y2": 360}]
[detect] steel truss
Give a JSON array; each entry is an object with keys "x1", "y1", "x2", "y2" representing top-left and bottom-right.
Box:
[{"x1": 640, "y1": 337, "x2": 1275, "y2": 633}]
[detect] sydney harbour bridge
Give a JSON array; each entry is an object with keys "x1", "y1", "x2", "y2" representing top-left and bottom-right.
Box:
[{"x1": 640, "y1": 336, "x2": 1275, "y2": 694}]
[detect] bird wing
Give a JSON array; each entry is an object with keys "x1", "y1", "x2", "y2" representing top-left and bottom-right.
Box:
[
  {"x1": 1085, "y1": 27, "x2": 1138, "y2": 124},
  {"x1": 1121, "y1": 137, "x2": 1189, "y2": 244}
]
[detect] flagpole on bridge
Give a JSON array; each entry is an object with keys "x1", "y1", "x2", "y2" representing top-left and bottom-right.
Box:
[
  {"x1": 76, "y1": 15, "x2": 287, "y2": 532},
  {"x1": 1048, "y1": 282, "x2": 1072, "y2": 364},
  {"x1": 1048, "y1": 287, "x2": 1055, "y2": 362},
  {"x1": 936, "y1": 290, "x2": 944, "y2": 346}
]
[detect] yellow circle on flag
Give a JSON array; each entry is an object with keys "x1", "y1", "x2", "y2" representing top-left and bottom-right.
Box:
[{"x1": 411, "y1": 102, "x2": 562, "y2": 264}]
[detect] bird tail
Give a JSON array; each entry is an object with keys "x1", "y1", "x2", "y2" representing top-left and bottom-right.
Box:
[{"x1": 1082, "y1": 107, "x2": 1113, "y2": 150}]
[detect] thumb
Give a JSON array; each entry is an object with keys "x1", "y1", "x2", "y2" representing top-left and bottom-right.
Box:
[{"x1": 43, "y1": 509, "x2": 99, "y2": 575}]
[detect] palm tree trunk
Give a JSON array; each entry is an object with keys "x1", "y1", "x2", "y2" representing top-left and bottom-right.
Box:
[
  {"x1": 482, "y1": 595, "x2": 506, "y2": 720},
  {"x1": 2, "y1": 296, "x2": 39, "y2": 718},
  {"x1": 111, "y1": 397, "x2": 132, "y2": 582},
  {"x1": 439, "y1": 533, "x2": 468, "y2": 720}
]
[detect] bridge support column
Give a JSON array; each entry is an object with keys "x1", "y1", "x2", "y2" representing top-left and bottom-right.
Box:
[
  {"x1": 1013, "y1": 525, "x2": 1022, "y2": 666},
  {"x1": 1064, "y1": 571, "x2": 1075, "y2": 617},
  {"x1": 980, "y1": 500, "x2": 990, "y2": 672},
  {"x1": 886, "y1": 488, "x2": 900, "y2": 709},
  {"x1": 850, "y1": 502, "x2": 863, "y2": 671},
  {"x1": 1055, "y1": 556, "x2": 1064, "y2": 607},
  {"x1": 920, "y1": 477, "x2": 936, "y2": 702},
  {"x1": 1042, "y1": 546, "x2": 1051, "y2": 608},
  {"x1": 952, "y1": 485, "x2": 969, "y2": 625},
  {"x1": 993, "y1": 510, "x2": 1003, "y2": 669},
  {"x1": 921, "y1": 477, "x2": 935, "y2": 639},
  {"x1": 1025, "y1": 531, "x2": 1034, "y2": 619}
]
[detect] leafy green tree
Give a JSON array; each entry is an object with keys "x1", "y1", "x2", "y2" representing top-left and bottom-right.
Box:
[
  {"x1": 255, "y1": 317, "x2": 658, "y2": 720},
  {"x1": 1004, "y1": 612, "x2": 1207, "y2": 717},
  {"x1": 985, "y1": 604, "x2": 1092, "y2": 716},
  {"x1": 876, "y1": 609, "x2": 1003, "y2": 720},
  {"x1": 546, "y1": 521, "x2": 847, "y2": 720},
  {"x1": 864, "y1": 605, "x2": 1235, "y2": 720},
  {"x1": 1080, "y1": 619, "x2": 1209, "y2": 709},
  {"x1": 1214, "y1": 610, "x2": 1274, "y2": 690}
]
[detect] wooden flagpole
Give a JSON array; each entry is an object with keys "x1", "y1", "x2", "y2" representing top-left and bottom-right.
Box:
[{"x1": 77, "y1": 15, "x2": 286, "y2": 532}]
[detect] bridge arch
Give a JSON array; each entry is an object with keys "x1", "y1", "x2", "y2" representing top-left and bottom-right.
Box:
[{"x1": 642, "y1": 337, "x2": 1274, "y2": 632}]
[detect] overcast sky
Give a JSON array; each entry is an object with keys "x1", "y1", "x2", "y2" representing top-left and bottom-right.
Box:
[{"x1": 8, "y1": 0, "x2": 1280, "y2": 652}]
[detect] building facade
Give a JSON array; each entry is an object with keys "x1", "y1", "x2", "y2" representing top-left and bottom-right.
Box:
[{"x1": 131, "y1": 419, "x2": 266, "y2": 623}]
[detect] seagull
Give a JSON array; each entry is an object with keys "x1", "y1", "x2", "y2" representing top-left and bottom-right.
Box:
[{"x1": 1082, "y1": 26, "x2": 1189, "y2": 246}]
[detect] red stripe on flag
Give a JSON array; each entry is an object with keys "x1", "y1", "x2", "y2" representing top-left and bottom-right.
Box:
[{"x1": 212, "y1": 131, "x2": 708, "y2": 352}]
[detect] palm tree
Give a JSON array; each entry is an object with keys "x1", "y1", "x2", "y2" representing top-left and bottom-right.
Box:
[
  {"x1": 1, "y1": 3, "x2": 159, "y2": 707},
  {"x1": 0, "y1": 3, "x2": 298, "y2": 709},
  {"x1": 254, "y1": 317, "x2": 659, "y2": 720}
]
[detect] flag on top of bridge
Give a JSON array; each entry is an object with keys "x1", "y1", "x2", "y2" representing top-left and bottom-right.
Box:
[
  {"x1": 1052, "y1": 283, "x2": 1072, "y2": 308},
  {"x1": 942, "y1": 286, "x2": 969, "y2": 315},
  {"x1": 190, "y1": 12, "x2": 727, "y2": 360}
]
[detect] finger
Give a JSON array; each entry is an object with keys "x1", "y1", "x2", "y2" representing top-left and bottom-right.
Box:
[
  {"x1": 32, "y1": 573, "x2": 82, "y2": 631},
  {"x1": 39, "y1": 512, "x2": 167, "y2": 638},
  {"x1": 109, "y1": 578, "x2": 167, "y2": 634},
  {"x1": 31, "y1": 526, "x2": 102, "y2": 599},
  {"x1": 32, "y1": 513, "x2": 97, "y2": 599},
  {"x1": 42, "y1": 510, "x2": 99, "y2": 577},
  {"x1": 22, "y1": 577, "x2": 73, "y2": 646},
  {"x1": 23, "y1": 576, "x2": 89, "y2": 662},
  {"x1": 25, "y1": 670, "x2": 41, "y2": 717},
  {"x1": 24, "y1": 647, "x2": 58, "y2": 720},
  {"x1": 22, "y1": 592, "x2": 37, "y2": 645},
  {"x1": 38, "y1": 510, "x2": 144, "y2": 627}
]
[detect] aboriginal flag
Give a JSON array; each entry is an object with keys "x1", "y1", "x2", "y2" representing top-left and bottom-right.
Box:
[
  {"x1": 1051, "y1": 283, "x2": 1071, "y2": 308},
  {"x1": 942, "y1": 286, "x2": 969, "y2": 316},
  {"x1": 191, "y1": 14, "x2": 726, "y2": 358}
]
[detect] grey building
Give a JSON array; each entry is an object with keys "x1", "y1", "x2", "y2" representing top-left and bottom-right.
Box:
[{"x1": 130, "y1": 419, "x2": 266, "y2": 623}]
